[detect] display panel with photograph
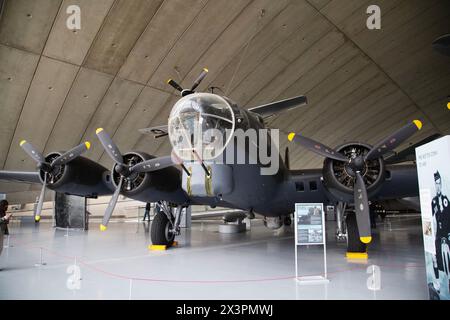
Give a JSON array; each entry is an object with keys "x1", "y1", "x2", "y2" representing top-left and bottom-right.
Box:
[
  {"x1": 295, "y1": 203, "x2": 325, "y2": 245},
  {"x1": 416, "y1": 136, "x2": 450, "y2": 300}
]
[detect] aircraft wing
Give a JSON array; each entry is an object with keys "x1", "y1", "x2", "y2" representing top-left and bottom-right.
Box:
[
  {"x1": 248, "y1": 95, "x2": 307, "y2": 118},
  {"x1": 138, "y1": 125, "x2": 168, "y2": 138},
  {"x1": 0, "y1": 170, "x2": 41, "y2": 184}
]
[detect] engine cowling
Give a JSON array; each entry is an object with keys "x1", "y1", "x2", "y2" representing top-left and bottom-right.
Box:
[
  {"x1": 41, "y1": 152, "x2": 113, "y2": 197},
  {"x1": 322, "y1": 142, "x2": 386, "y2": 202},
  {"x1": 110, "y1": 151, "x2": 188, "y2": 204}
]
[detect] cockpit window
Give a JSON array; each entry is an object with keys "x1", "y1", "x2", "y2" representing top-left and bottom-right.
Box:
[{"x1": 168, "y1": 93, "x2": 235, "y2": 161}]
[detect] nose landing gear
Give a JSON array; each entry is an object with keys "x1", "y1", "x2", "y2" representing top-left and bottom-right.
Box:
[{"x1": 150, "y1": 201, "x2": 186, "y2": 248}]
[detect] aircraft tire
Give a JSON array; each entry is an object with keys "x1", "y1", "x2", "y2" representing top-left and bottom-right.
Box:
[
  {"x1": 345, "y1": 212, "x2": 367, "y2": 253},
  {"x1": 151, "y1": 212, "x2": 175, "y2": 246}
]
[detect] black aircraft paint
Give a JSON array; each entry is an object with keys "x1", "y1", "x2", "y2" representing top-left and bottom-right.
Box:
[{"x1": 0, "y1": 69, "x2": 424, "y2": 249}]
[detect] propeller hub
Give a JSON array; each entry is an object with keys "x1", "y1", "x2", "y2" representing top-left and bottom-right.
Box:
[
  {"x1": 348, "y1": 156, "x2": 365, "y2": 173},
  {"x1": 37, "y1": 162, "x2": 52, "y2": 173},
  {"x1": 324, "y1": 143, "x2": 385, "y2": 194},
  {"x1": 181, "y1": 89, "x2": 194, "y2": 97},
  {"x1": 111, "y1": 153, "x2": 147, "y2": 192},
  {"x1": 114, "y1": 164, "x2": 130, "y2": 177}
]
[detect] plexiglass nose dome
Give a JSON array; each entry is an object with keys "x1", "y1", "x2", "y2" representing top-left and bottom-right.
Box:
[{"x1": 168, "y1": 93, "x2": 235, "y2": 161}]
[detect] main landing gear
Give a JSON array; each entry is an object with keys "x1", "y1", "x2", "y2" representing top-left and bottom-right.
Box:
[{"x1": 151, "y1": 201, "x2": 186, "y2": 247}]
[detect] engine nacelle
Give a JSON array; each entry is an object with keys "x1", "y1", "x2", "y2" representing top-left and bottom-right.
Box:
[
  {"x1": 42, "y1": 152, "x2": 112, "y2": 197},
  {"x1": 322, "y1": 142, "x2": 386, "y2": 202},
  {"x1": 110, "y1": 151, "x2": 189, "y2": 204}
]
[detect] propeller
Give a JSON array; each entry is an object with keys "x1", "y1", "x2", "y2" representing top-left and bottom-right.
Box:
[
  {"x1": 95, "y1": 128, "x2": 179, "y2": 231},
  {"x1": 288, "y1": 120, "x2": 423, "y2": 244},
  {"x1": 287, "y1": 133, "x2": 348, "y2": 162},
  {"x1": 19, "y1": 140, "x2": 91, "y2": 222},
  {"x1": 166, "y1": 68, "x2": 209, "y2": 96},
  {"x1": 354, "y1": 171, "x2": 371, "y2": 243},
  {"x1": 364, "y1": 120, "x2": 422, "y2": 161}
]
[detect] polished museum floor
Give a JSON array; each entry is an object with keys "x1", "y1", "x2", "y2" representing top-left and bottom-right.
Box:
[{"x1": 0, "y1": 215, "x2": 427, "y2": 299}]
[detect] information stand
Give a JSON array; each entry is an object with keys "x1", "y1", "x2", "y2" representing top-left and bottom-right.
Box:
[
  {"x1": 416, "y1": 135, "x2": 450, "y2": 300},
  {"x1": 294, "y1": 203, "x2": 329, "y2": 284}
]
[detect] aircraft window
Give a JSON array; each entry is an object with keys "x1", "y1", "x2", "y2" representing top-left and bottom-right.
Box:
[
  {"x1": 309, "y1": 181, "x2": 318, "y2": 191},
  {"x1": 295, "y1": 182, "x2": 305, "y2": 192},
  {"x1": 168, "y1": 93, "x2": 235, "y2": 161}
]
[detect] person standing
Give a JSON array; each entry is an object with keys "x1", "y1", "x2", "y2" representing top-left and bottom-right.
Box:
[
  {"x1": 142, "y1": 203, "x2": 151, "y2": 222},
  {"x1": 0, "y1": 200, "x2": 12, "y2": 259}
]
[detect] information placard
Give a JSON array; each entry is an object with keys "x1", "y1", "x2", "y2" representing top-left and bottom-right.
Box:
[
  {"x1": 296, "y1": 203, "x2": 325, "y2": 245},
  {"x1": 294, "y1": 203, "x2": 328, "y2": 284},
  {"x1": 416, "y1": 136, "x2": 450, "y2": 300}
]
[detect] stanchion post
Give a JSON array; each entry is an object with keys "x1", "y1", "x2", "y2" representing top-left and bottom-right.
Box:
[
  {"x1": 34, "y1": 247, "x2": 47, "y2": 267},
  {"x1": 4, "y1": 235, "x2": 11, "y2": 248},
  {"x1": 74, "y1": 256, "x2": 82, "y2": 281},
  {"x1": 129, "y1": 279, "x2": 133, "y2": 300}
]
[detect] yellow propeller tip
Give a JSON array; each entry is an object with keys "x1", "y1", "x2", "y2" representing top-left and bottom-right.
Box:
[
  {"x1": 166, "y1": 79, "x2": 172, "y2": 84},
  {"x1": 447, "y1": 102, "x2": 450, "y2": 110},
  {"x1": 19, "y1": 140, "x2": 27, "y2": 146},
  {"x1": 95, "y1": 128, "x2": 103, "y2": 134},
  {"x1": 85, "y1": 141, "x2": 91, "y2": 150},
  {"x1": 287, "y1": 133, "x2": 296, "y2": 142},
  {"x1": 413, "y1": 120, "x2": 422, "y2": 130},
  {"x1": 203, "y1": 68, "x2": 209, "y2": 73},
  {"x1": 100, "y1": 224, "x2": 107, "y2": 232},
  {"x1": 35, "y1": 215, "x2": 41, "y2": 222},
  {"x1": 360, "y1": 236, "x2": 372, "y2": 244}
]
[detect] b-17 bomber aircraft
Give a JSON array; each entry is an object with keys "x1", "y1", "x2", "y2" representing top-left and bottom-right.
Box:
[{"x1": 0, "y1": 68, "x2": 423, "y2": 254}]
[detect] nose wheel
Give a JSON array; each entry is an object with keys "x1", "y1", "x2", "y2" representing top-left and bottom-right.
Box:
[
  {"x1": 150, "y1": 201, "x2": 185, "y2": 247},
  {"x1": 151, "y1": 212, "x2": 175, "y2": 246}
]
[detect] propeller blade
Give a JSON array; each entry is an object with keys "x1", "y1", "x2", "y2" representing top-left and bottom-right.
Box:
[
  {"x1": 354, "y1": 172, "x2": 371, "y2": 244},
  {"x1": 34, "y1": 174, "x2": 47, "y2": 222},
  {"x1": 19, "y1": 140, "x2": 45, "y2": 164},
  {"x1": 100, "y1": 176, "x2": 123, "y2": 231},
  {"x1": 287, "y1": 133, "x2": 348, "y2": 162},
  {"x1": 167, "y1": 79, "x2": 183, "y2": 92},
  {"x1": 51, "y1": 142, "x2": 91, "y2": 167},
  {"x1": 95, "y1": 128, "x2": 123, "y2": 165},
  {"x1": 129, "y1": 155, "x2": 174, "y2": 173},
  {"x1": 190, "y1": 68, "x2": 209, "y2": 91},
  {"x1": 384, "y1": 133, "x2": 441, "y2": 164},
  {"x1": 365, "y1": 120, "x2": 422, "y2": 161},
  {"x1": 285, "y1": 147, "x2": 290, "y2": 170}
]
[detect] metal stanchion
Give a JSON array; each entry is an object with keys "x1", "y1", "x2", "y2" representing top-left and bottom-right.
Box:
[
  {"x1": 34, "y1": 247, "x2": 47, "y2": 267},
  {"x1": 74, "y1": 257, "x2": 82, "y2": 281},
  {"x1": 3, "y1": 235, "x2": 12, "y2": 248},
  {"x1": 128, "y1": 279, "x2": 133, "y2": 300},
  {"x1": 136, "y1": 207, "x2": 140, "y2": 233}
]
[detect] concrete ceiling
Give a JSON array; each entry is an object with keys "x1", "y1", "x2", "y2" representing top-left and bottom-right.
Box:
[{"x1": 0, "y1": 0, "x2": 449, "y2": 204}]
